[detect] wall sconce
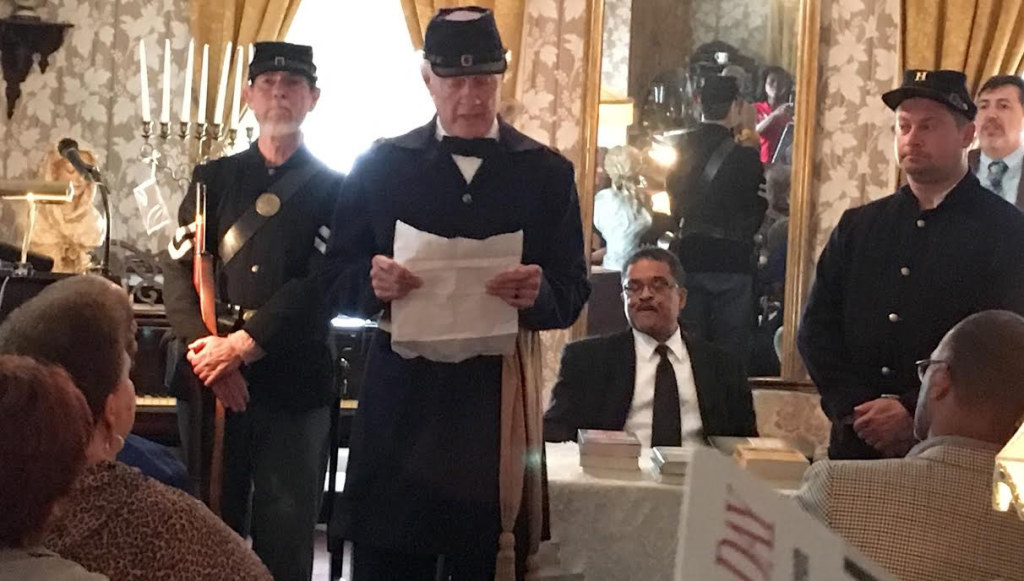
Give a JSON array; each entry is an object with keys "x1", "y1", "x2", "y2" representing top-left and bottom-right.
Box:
[
  {"x1": 598, "y1": 90, "x2": 634, "y2": 149},
  {"x1": 994, "y1": 421, "x2": 1024, "y2": 520},
  {"x1": 0, "y1": 15, "x2": 73, "y2": 118}
]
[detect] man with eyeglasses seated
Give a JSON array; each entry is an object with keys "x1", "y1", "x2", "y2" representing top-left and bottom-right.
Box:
[
  {"x1": 544, "y1": 247, "x2": 756, "y2": 446},
  {"x1": 795, "y1": 310, "x2": 1024, "y2": 581}
]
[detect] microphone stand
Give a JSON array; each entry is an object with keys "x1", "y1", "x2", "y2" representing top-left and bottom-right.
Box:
[{"x1": 93, "y1": 176, "x2": 112, "y2": 277}]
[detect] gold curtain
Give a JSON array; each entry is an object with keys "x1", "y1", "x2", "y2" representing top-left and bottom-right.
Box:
[
  {"x1": 400, "y1": 0, "x2": 524, "y2": 101},
  {"x1": 767, "y1": 0, "x2": 800, "y2": 73},
  {"x1": 903, "y1": 0, "x2": 1024, "y2": 94},
  {"x1": 189, "y1": 0, "x2": 304, "y2": 126}
]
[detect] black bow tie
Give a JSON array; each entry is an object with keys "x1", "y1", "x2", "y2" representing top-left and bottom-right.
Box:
[{"x1": 440, "y1": 136, "x2": 501, "y2": 159}]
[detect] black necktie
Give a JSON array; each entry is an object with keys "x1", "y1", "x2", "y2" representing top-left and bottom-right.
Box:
[
  {"x1": 651, "y1": 344, "x2": 682, "y2": 447},
  {"x1": 440, "y1": 136, "x2": 501, "y2": 159}
]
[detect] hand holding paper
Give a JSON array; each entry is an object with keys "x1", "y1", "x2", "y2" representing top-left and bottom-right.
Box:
[
  {"x1": 390, "y1": 221, "x2": 523, "y2": 362},
  {"x1": 371, "y1": 254, "x2": 422, "y2": 302},
  {"x1": 486, "y1": 264, "x2": 542, "y2": 309}
]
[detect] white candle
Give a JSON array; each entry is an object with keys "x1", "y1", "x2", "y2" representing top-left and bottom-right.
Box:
[
  {"x1": 230, "y1": 46, "x2": 244, "y2": 130},
  {"x1": 197, "y1": 43, "x2": 209, "y2": 124},
  {"x1": 180, "y1": 39, "x2": 194, "y2": 123},
  {"x1": 160, "y1": 39, "x2": 171, "y2": 124},
  {"x1": 213, "y1": 41, "x2": 233, "y2": 124},
  {"x1": 138, "y1": 39, "x2": 151, "y2": 122}
]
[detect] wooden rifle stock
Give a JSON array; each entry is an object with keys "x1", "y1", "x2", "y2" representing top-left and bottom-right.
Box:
[{"x1": 192, "y1": 181, "x2": 226, "y2": 516}]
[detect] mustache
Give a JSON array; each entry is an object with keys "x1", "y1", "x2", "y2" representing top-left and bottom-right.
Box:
[{"x1": 982, "y1": 119, "x2": 1005, "y2": 131}]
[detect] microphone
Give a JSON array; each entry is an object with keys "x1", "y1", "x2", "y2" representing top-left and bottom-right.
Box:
[{"x1": 57, "y1": 138, "x2": 101, "y2": 182}]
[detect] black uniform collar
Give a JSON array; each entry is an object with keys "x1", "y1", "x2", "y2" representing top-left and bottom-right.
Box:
[
  {"x1": 243, "y1": 140, "x2": 313, "y2": 170},
  {"x1": 898, "y1": 168, "x2": 981, "y2": 213},
  {"x1": 389, "y1": 116, "x2": 546, "y2": 153}
]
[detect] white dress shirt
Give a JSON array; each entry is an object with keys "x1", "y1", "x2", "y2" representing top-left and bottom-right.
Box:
[
  {"x1": 623, "y1": 328, "x2": 704, "y2": 447},
  {"x1": 435, "y1": 119, "x2": 500, "y2": 184},
  {"x1": 978, "y1": 145, "x2": 1024, "y2": 204}
]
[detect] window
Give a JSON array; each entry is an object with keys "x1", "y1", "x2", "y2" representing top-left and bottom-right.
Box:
[{"x1": 282, "y1": 0, "x2": 435, "y2": 173}]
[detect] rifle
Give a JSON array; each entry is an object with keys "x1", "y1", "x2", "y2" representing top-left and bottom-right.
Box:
[{"x1": 192, "y1": 181, "x2": 226, "y2": 516}]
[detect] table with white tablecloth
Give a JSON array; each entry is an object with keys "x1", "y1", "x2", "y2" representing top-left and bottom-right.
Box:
[{"x1": 330, "y1": 442, "x2": 797, "y2": 581}]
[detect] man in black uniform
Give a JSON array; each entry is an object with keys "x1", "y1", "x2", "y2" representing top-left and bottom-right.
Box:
[
  {"x1": 667, "y1": 75, "x2": 767, "y2": 368},
  {"x1": 799, "y1": 70, "x2": 1024, "y2": 460},
  {"x1": 162, "y1": 42, "x2": 342, "y2": 581},
  {"x1": 320, "y1": 7, "x2": 590, "y2": 580}
]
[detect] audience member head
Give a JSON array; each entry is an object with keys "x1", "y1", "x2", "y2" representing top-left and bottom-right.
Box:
[
  {"x1": 759, "y1": 66, "x2": 793, "y2": 105},
  {"x1": 701, "y1": 75, "x2": 742, "y2": 127},
  {"x1": 421, "y1": 7, "x2": 506, "y2": 138},
  {"x1": 244, "y1": 42, "x2": 320, "y2": 139},
  {"x1": 976, "y1": 75, "x2": 1024, "y2": 160},
  {"x1": 883, "y1": 69, "x2": 976, "y2": 186},
  {"x1": 915, "y1": 310, "x2": 1024, "y2": 445},
  {"x1": 0, "y1": 355, "x2": 93, "y2": 548},
  {"x1": 621, "y1": 247, "x2": 687, "y2": 343},
  {"x1": 0, "y1": 275, "x2": 136, "y2": 463},
  {"x1": 765, "y1": 163, "x2": 791, "y2": 215},
  {"x1": 720, "y1": 65, "x2": 749, "y2": 97}
]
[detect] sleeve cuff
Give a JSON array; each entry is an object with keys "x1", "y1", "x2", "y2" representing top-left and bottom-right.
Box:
[{"x1": 228, "y1": 330, "x2": 266, "y2": 365}]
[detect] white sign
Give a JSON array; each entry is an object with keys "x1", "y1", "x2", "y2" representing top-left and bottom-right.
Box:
[{"x1": 677, "y1": 448, "x2": 896, "y2": 581}]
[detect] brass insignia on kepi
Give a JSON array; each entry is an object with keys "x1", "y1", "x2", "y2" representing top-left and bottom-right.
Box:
[{"x1": 256, "y1": 192, "x2": 281, "y2": 217}]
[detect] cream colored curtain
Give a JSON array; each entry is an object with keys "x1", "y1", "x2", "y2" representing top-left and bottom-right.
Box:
[
  {"x1": 400, "y1": 0, "x2": 525, "y2": 101},
  {"x1": 767, "y1": 0, "x2": 800, "y2": 72},
  {"x1": 903, "y1": 0, "x2": 1024, "y2": 93},
  {"x1": 189, "y1": 0, "x2": 303, "y2": 126}
]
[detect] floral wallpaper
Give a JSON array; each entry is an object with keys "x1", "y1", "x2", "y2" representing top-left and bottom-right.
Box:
[
  {"x1": 600, "y1": 0, "x2": 631, "y2": 97},
  {"x1": 692, "y1": 0, "x2": 771, "y2": 64},
  {"x1": 809, "y1": 0, "x2": 900, "y2": 259},
  {"x1": 0, "y1": 0, "x2": 192, "y2": 256}
]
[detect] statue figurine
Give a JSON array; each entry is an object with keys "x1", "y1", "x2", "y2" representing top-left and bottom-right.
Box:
[{"x1": 15, "y1": 147, "x2": 105, "y2": 273}]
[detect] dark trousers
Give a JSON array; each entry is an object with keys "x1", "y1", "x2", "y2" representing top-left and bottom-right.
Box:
[
  {"x1": 352, "y1": 542, "x2": 527, "y2": 581},
  {"x1": 681, "y1": 271, "x2": 754, "y2": 366},
  {"x1": 220, "y1": 402, "x2": 331, "y2": 581}
]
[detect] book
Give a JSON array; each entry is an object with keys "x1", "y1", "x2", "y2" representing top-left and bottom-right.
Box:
[
  {"x1": 651, "y1": 446, "x2": 694, "y2": 476},
  {"x1": 579, "y1": 453, "x2": 640, "y2": 471},
  {"x1": 709, "y1": 436, "x2": 800, "y2": 456},
  {"x1": 732, "y1": 443, "x2": 810, "y2": 484},
  {"x1": 577, "y1": 429, "x2": 641, "y2": 458}
]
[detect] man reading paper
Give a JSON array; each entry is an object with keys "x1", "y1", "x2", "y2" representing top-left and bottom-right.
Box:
[{"x1": 320, "y1": 7, "x2": 590, "y2": 581}]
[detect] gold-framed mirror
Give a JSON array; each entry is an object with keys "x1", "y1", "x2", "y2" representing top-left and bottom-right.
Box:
[{"x1": 576, "y1": 0, "x2": 820, "y2": 387}]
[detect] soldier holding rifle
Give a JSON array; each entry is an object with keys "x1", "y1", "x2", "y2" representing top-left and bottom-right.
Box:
[{"x1": 162, "y1": 42, "x2": 343, "y2": 581}]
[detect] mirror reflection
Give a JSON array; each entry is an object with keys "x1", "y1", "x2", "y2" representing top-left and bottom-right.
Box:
[{"x1": 587, "y1": 0, "x2": 801, "y2": 377}]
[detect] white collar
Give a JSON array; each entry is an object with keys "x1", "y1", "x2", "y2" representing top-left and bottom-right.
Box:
[
  {"x1": 980, "y1": 143, "x2": 1024, "y2": 169},
  {"x1": 633, "y1": 327, "x2": 685, "y2": 361},
  {"x1": 435, "y1": 118, "x2": 500, "y2": 141}
]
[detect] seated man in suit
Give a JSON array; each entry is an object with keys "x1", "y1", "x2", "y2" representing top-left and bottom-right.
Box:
[
  {"x1": 544, "y1": 247, "x2": 757, "y2": 446},
  {"x1": 795, "y1": 310, "x2": 1024, "y2": 581}
]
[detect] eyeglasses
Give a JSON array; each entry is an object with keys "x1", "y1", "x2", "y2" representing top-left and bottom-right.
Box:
[
  {"x1": 915, "y1": 358, "x2": 949, "y2": 382},
  {"x1": 622, "y1": 278, "x2": 678, "y2": 297}
]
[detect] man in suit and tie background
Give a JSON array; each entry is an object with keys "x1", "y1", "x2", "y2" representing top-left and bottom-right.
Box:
[
  {"x1": 795, "y1": 310, "x2": 1024, "y2": 581},
  {"x1": 970, "y1": 75, "x2": 1024, "y2": 205},
  {"x1": 544, "y1": 247, "x2": 757, "y2": 446}
]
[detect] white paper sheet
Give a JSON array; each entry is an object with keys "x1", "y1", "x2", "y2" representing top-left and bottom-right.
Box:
[{"x1": 390, "y1": 220, "x2": 523, "y2": 363}]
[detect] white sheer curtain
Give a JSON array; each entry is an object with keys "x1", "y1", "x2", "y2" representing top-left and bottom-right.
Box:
[{"x1": 281, "y1": 0, "x2": 435, "y2": 172}]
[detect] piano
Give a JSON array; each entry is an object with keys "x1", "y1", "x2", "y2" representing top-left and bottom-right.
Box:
[{"x1": 131, "y1": 310, "x2": 371, "y2": 447}]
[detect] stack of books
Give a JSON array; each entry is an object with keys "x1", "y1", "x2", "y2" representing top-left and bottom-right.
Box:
[
  {"x1": 710, "y1": 436, "x2": 809, "y2": 484},
  {"x1": 577, "y1": 429, "x2": 641, "y2": 470},
  {"x1": 650, "y1": 446, "x2": 693, "y2": 477}
]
